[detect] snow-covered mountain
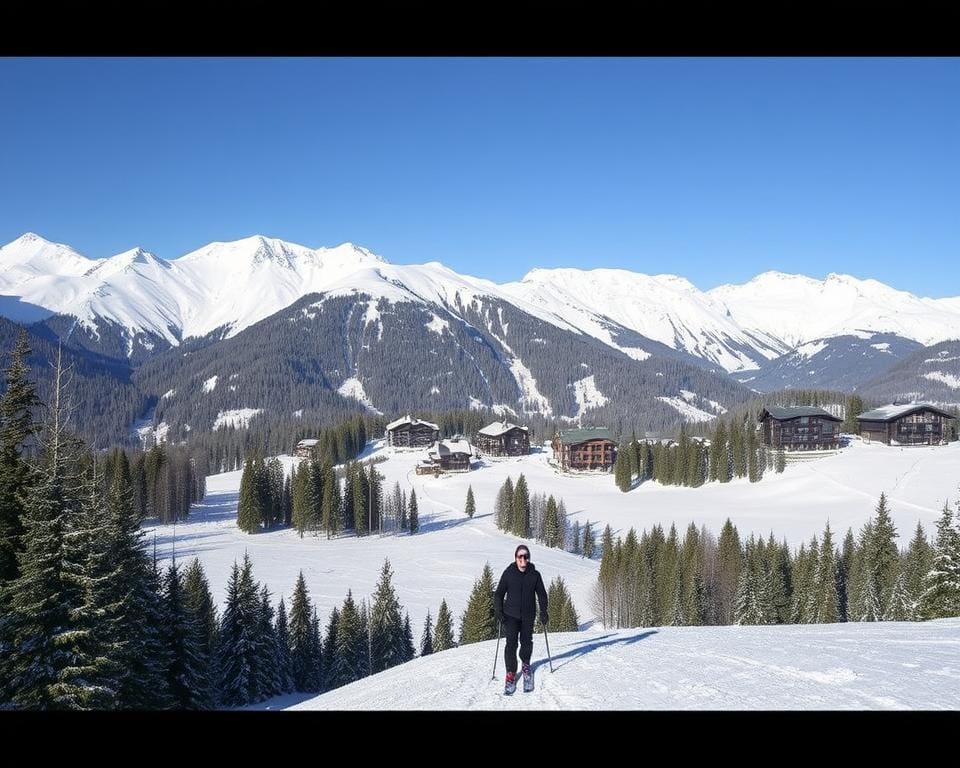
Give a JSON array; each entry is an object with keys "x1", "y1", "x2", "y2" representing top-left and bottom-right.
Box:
[
  {"x1": 2, "y1": 233, "x2": 959, "y2": 389},
  {"x1": 737, "y1": 332, "x2": 924, "y2": 393},
  {"x1": 709, "y1": 270, "x2": 960, "y2": 350},
  {"x1": 502, "y1": 267, "x2": 787, "y2": 371}
]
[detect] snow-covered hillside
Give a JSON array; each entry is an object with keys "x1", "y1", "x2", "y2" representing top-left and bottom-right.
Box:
[
  {"x1": 148, "y1": 438, "x2": 960, "y2": 650},
  {"x1": 267, "y1": 618, "x2": 960, "y2": 710}
]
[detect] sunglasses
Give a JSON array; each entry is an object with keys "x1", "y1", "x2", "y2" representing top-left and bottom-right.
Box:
[{"x1": 516, "y1": 553, "x2": 529, "y2": 560}]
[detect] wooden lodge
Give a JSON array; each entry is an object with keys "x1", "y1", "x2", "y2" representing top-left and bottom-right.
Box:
[
  {"x1": 385, "y1": 415, "x2": 440, "y2": 449},
  {"x1": 857, "y1": 403, "x2": 955, "y2": 446},
  {"x1": 295, "y1": 438, "x2": 318, "y2": 458},
  {"x1": 551, "y1": 427, "x2": 617, "y2": 471},
  {"x1": 475, "y1": 421, "x2": 530, "y2": 457},
  {"x1": 758, "y1": 406, "x2": 842, "y2": 451},
  {"x1": 416, "y1": 439, "x2": 474, "y2": 475}
]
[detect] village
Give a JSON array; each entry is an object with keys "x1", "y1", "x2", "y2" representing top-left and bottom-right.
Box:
[{"x1": 293, "y1": 402, "x2": 957, "y2": 480}]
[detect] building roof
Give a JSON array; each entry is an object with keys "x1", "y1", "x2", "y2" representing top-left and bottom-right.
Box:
[
  {"x1": 429, "y1": 439, "x2": 473, "y2": 457},
  {"x1": 385, "y1": 414, "x2": 440, "y2": 432},
  {"x1": 477, "y1": 421, "x2": 528, "y2": 437},
  {"x1": 296, "y1": 439, "x2": 319, "y2": 447},
  {"x1": 760, "y1": 406, "x2": 842, "y2": 422},
  {"x1": 857, "y1": 403, "x2": 956, "y2": 422},
  {"x1": 555, "y1": 427, "x2": 616, "y2": 445}
]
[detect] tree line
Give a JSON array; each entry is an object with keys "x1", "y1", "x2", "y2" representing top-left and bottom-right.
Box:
[
  {"x1": 491, "y1": 474, "x2": 595, "y2": 556},
  {"x1": 593, "y1": 493, "x2": 960, "y2": 629}
]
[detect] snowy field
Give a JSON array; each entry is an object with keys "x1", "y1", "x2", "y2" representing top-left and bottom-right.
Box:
[
  {"x1": 259, "y1": 618, "x2": 960, "y2": 710},
  {"x1": 147, "y1": 438, "x2": 960, "y2": 641}
]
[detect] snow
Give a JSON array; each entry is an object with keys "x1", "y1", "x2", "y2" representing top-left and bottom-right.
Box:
[
  {"x1": 385, "y1": 415, "x2": 439, "y2": 431},
  {"x1": 858, "y1": 403, "x2": 943, "y2": 420},
  {"x1": 504, "y1": 267, "x2": 786, "y2": 372},
  {"x1": 202, "y1": 375, "x2": 218, "y2": 393},
  {"x1": 871, "y1": 342, "x2": 892, "y2": 352},
  {"x1": 571, "y1": 374, "x2": 608, "y2": 418},
  {"x1": 795, "y1": 340, "x2": 829, "y2": 359},
  {"x1": 337, "y1": 377, "x2": 383, "y2": 414},
  {"x1": 135, "y1": 420, "x2": 169, "y2": 447},
  {"x1": 213, "y1": 408, "x2": 263, "y2": 430},
  {"x1": 508, "y1": 358, "x2": 553, "y2": 416},
  {"x1": 161, "y1": 388, "x2": 175, "y2": 400},
  {"x1": 620, "y1": 347, "x2": 652, "y2": 361},
  {"x1": 425, "y1": 313, "x2": 449, "y2": 335},
  {"x1": 709, "y1": 271, "x2": 960, "y2": 349},
  {"x1": 922, "y1": 372, "x2": 960, "y2": 389},
  {"x1": 477, "y1": 421, "x2": 528, "y2": 437},
  {"x1": 273, "y1": 618, "x2": 960, "y2": 710},
  {"x1": 657, "y1": 396, "x2": 717, "y2": 423},
  {"x1": 147, "y1": 437, "x2": 960, "y2": 664}
]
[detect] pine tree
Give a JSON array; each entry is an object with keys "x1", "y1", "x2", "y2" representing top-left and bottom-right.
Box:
[
  {"x1": 255, "y1": 584, "x2": 281, "y2": 699},
  {"x1": 717, "y1": 519, "x2": 742, "y2": 624},
  {"x1": 369, "y1": 558, "x2": 405, "y2": 673},
  {"x1": 309, "y1": 607, "x2": 323, "y2": 693},
  {"x1": 835, "y1": 528, "x2": 854, "y2": 622},
  {"x1": 1, "y1": 346, "x2": 91, "y2": 708},
  {"x1": 160, "y1": 563, "x2": 208, "y2": 709},
  {"x1": 182, "y1": 558, "x2": 218, "y2": 708},
  {"x1": 918, "y1": 502, "x2": 960, "y2": 619},
  {"x1": 883, "y1": 572, "x2": 913, "y2": 621},
  {"x1": 464, "y1": 485, "x2": 476, "y2": 518},
  {"x1": 321, "y1": 607, "x2": 339, "y2": 690},
  {"x1": 321, "y1": 458, "x2": 340, "y2": 539},
  {"x1": 614, "y1": 443, "x2": 632, "y2": 492},
  {"x1": 511, "y1": 474, "x2": 530, "y2": 537},
  {"x1": 331, "y1": 590, "x2": 367, "y2": 688},
  {"x1": 274, "y1": 597, "x2": 294, "y2": 694},
  {"x1": 459, "y1": 563, "x2": 497, "y2": 644},
  {"x1": 496, "y1": 476, "x2": 514, "y2": 531},
  {"x1": 420, "y1": 610, "x2": 434, "y2": 656},
  {"x1": 217, "y1": 555, "x2": 261, "y2": 706},
  {"x1": 811, "y1": 523, "x2": 838, "y2": 624},
  {"x1": 0, "y1": 329, "x2": 40, "y2": 584},
  {"x1": 401, "y1": 613, "x2": 415, "y2": 662},
  {"x1": 583, "y1": 520, "x2": 595, "y2": 559},
  {"x1": 408, "y1": 489, "x2": 419, "y2": 534},
  {"x1": 236, "y1": 456, "x2": 263, "y2": 534},
  {"x1": 288, "y1": 571, "x2": 316, "y2": 692},
  {"x1": 352, "y1": 461, "x2": 369, "y2": 536},
  {"x1": 870, "y1": 493, "x2": 900, "y2": 612},
  {"x1": 598, "y1": 525, "x2": 616, "y2": 627},
  {"x1": 433, "y1": 599, "x2": 456, "y2": 651},
  {"x1": 571, "y1": 520, "x2": 582, "y2": 555},
  {"x1": 544, "y1": 495, "x2": 560, "y2": 548},
  {"x1": 904, "y1": 521, "x2": 932, "y2": 612}
]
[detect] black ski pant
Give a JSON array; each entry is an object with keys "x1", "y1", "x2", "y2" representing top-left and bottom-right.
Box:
[{"x1": 503, "y1": 614, "x2": 534, "y2": 675}]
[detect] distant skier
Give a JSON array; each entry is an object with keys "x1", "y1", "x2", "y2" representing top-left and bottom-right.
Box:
[{"x1": 494, "y1": 544, "x2": 548, "y2": 694}]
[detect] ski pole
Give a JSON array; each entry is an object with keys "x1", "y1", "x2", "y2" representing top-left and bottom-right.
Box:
[
  {"x1": 542, "y1": 624, "x2": 554, "y2": 673},
  {"x1": 492, "y1": 620, "x2": 502, "y2": 680}
]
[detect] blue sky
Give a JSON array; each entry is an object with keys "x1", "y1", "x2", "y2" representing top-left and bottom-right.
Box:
[{"x1": 1, "y1": 57, "x2": 957, "y2": 295}]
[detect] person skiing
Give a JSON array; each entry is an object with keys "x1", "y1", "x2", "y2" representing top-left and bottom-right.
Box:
[{"x1": 494, "y1": 544, "x2": 548, "y2": 694}]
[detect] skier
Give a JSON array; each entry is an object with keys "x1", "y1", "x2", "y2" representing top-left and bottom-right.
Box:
[{"x1": 494, "y1": 544, "x2": 548, "y2": 694}]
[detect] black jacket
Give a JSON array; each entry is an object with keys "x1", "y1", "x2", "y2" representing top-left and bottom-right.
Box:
[{"x1": 494, "y1": 561, "x2": 548, "y2": 621}]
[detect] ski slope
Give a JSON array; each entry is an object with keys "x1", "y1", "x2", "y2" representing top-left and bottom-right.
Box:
[{"x1": 258, "y1": 618, "x2": 960, "y2": 710}]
